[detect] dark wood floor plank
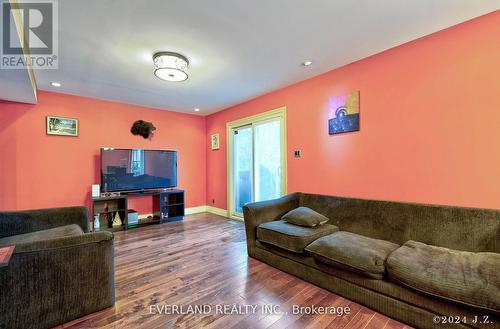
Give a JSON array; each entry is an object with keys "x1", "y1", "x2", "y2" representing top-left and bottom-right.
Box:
[
  {"x1": 344, "y1": 307, "x2": 376, "y2": 329},
  {"x1": 303, "y1": 295, "x2": 351, "y2": 329},
  {"x1": 364, "y1": 312, "x2": 390, "y2": 329},
  {"x1": 61, "y1": 213, "x2": 409, "y2": 329},
  {"x1": 383, "y1": 319, "x2": 407, "y2": 329},
  {"x1": 325, "y1": 301, "x2": 363, "y2": 329}
]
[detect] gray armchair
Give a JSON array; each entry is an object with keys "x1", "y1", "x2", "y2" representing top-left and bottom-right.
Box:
[{"x1": 0, "y1": 207, "x2": 115, "y2": 329}]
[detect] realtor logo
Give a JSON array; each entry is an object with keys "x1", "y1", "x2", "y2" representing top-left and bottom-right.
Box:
[{"x1": 1, "y1": 0, "x2": 58, "y2": 69}]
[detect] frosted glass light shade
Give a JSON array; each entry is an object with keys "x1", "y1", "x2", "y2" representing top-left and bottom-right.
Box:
[{"x1": 153, "y1": 52, "x2": 189, "y2": 82}]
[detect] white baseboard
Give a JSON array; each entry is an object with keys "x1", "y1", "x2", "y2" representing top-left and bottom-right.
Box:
[
  {"x1": 206, "y1": 206, "x2": 229, "y2": 217},
  {"x1": 229, "y1": 215, "x2": 244, "y2": 221},
  {"x1": 138, "y1": 213, "x2": 153, "y2": 220},
  {"x1": 185, "y1": 205, "x2": 207, "y2": 215},
  {"x1": 135, "y1": 206, "x2": 229, "y2": 219}
]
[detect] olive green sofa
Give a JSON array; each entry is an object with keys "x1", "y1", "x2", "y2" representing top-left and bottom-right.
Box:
[
  {"x1": 0, "y1": 207, "x2": 115, "y2": 329},
  {"x1": 243, "y1": 193, "x2": 500, "y2": 329}
]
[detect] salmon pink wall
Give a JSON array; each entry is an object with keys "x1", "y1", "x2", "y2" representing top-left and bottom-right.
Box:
[
  {"x1": 0, "y1": 91, "x2": 206, "y2": 212},
  {"x1": 206, "y1": 11, "x2": 500, "y2": 210}
]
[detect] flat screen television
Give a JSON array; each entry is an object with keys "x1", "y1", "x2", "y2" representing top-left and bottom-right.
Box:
[{"x1": 101, "y1": 148, "x2": 177, "y2": 193}]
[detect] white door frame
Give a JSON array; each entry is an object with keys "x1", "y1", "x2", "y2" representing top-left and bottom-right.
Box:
[{"x1": 226, "y1": 106, "x2": 287, "y2": 220}]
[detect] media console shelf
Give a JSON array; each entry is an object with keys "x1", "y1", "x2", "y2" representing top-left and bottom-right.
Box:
[
  {"x1": 153, "y1": 189, "x2": 185, "y2": 222},
  {"x1": 91, "y1": 189, "x2": 184, "y2": 232},
  {"x1": 92, "y1": 195, "x2": 128, "y2": 232}
]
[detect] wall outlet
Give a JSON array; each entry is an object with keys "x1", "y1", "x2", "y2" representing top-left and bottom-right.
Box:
[{"x1": 294, "y1": 150, "x2": 301, "y2": 158}]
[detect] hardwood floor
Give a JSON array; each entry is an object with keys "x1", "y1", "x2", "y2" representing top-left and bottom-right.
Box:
[{"x1": 59, "y1": 213, "x2": 411, "y2": 329}]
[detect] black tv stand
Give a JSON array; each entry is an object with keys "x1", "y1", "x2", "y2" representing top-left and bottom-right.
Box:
[
  {"x1": 91, "y1": 189, "x2": 185, "y2": 232},
  {"x1": 119, "y1": 188, "x2": 175, "y2": 195}
]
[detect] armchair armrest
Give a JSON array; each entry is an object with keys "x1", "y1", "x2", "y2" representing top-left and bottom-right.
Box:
[
  {"x1": 0, "y1": 231, "x2": 114, "y2": 329},
  {"x1": 12, "y1": 231, "x2": 112, "y2": 252},
  {"x1": 242, "y1": 193, "x2": 300, "y2": 256},
  {"x1": 0, "y1": 206, "x2": 90, "y2": 238}
]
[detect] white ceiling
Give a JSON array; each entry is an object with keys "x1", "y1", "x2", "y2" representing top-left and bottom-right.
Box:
[
  {"x1": 0, "y1": 1, "x2": 37, "y2": 104},
  {"x1": 32, "y1": 0, "x2": 499, "y2": 115},
  {"x1": 0, "y1": 64, "x2": 37, "y2": 105}
]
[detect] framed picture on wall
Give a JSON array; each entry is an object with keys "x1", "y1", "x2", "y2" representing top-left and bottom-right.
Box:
[
  {"x1": 211, "y1": 133, "x2": 220, "y2": 150},
  {"x1": 46, "y1": 116, "x2": 79, "y2": 137},
  {"x1": 328, "y1": 91, "x2": 360, "y2": 135}
]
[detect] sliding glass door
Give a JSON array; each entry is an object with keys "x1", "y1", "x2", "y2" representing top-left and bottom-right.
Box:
[
  {"x1": 233, "y1": 125, "x2": 253, "y2": 214},
  {"x1": 229, "y1": 109, "x2": 286, "y2": 218},
  {"x1": 254, "y1": 119, "x2": 282, "y2": 203}
]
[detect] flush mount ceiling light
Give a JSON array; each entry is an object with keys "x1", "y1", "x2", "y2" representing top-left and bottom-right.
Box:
[
  {"x1": 50, "y1": 82, "x2": 61, "y2": 87},
  {"x1": 302, "y1": 61, "x2": 313, "y2": 66},
  {"x1": 153, "y1": 52, "x2": 189, "y2": 82}
]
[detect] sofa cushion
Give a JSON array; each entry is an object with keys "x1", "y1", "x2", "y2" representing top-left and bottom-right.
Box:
[
  {"x1": 305, "y1": 231, "x2": 400, "y2": 279},
  {"x1": 386, "y1": 240, "x2": 500, "y2": 313},
  {"x1": 257, "y1": 220, "x2": 338, "y2": 253},
  {"x1": 282, "y1": 207, "x2": 329, "y2": 227},
  {"x1": 0, "y1": 224, "x2": 84, "y2": 246}
]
